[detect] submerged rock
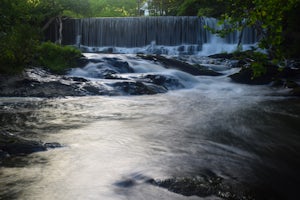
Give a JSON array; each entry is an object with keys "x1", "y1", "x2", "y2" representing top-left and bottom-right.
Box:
[
  {"x1": 114, "y1": 171, "x2": 260, "y2": 200},
  {"x1": 0, "y1": 132, "x2": 61, "y2": 158}
]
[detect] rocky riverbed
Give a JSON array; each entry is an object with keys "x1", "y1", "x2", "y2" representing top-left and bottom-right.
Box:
[{"x1": 1, "y1": 53, "x2": 300, "y2": 188}]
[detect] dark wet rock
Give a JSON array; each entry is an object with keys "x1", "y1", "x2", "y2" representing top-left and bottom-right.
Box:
[
  {"x1": 103, "y1": 58, "x2": 134, "y2": 73},
  {"x1": 229, "y1": 67, "x2": 271, "y2": 85},
  {"x1": 76, "y1": 57, "x2": 90, "y2": 67},
  {"x1": 0, "y1": 150, "x2": 9, "y2": 159},
  {"x1": 208, "y1": 53, "x2": 234, "y2": 59},
  {"x1": 44, "y1": 142, "x2": 62, "y2": 149},
  {"x1": 69, "y1": 77, "x2": 89, "y2": 82},
  {"x1": 230, "y1": 63, "x2": 300, "y2": 85},
  {"x1": 270, "y1": 79, "x2": 285, "y2": 87},
  {"x1": 230, "y1": 59, "x2": 249, "y2": 68},
  {"x1": 0, "y1": 131, "x2": 62, "y2": 158},
  {"x1": 279, "y1": 67, "x2": 300, "y2": 78},
  {"x1": 0, "y1": 68, "x2": 108, "y2": 97},
  {"x1": 286, "y1": 81, "x2": 300, "y2": 96},
  {"x1": 209, "y1": 50, "x2": 258, "y2": 60},
  {"x1": 143, "y1": 74, "x2": 184, "y2": 89},
  {"x1": 110, "y1": 81, "x2": 166, "y2": 95},
  {"x1": 137, "y1": 54, "x2": 222, "y2": 76},
  {"x1": 81, "y1": 84, "x2": 104, "y2": 95},
  {"x1": 0, "y1": 132, "x2": 47, "y2": 156},
  {"x1": 193, "y1": 64, "x2": 223, "y2": 76},
  {"x1": 150, "y1": 175, "x2": 256, "y2": 200},
  {"x1": 0, "y1": 69, "x2": 67, "y2": 97},
  {"x1": 229, "y1": 64, "x2": 278, "y2": 85},
  {"x1": 73, "y1": 58, "x2": 133, "y2": 79},
  {"x1": 0, "y1": 67, "x2": 172, "y2": 97},
  {"x1": 285, "y1": 80, "x2": 299, "y2": 88}
]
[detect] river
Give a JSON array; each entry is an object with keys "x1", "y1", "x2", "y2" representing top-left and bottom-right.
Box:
[{"x1": 0, "y1": 54, "x2": 300, "y2": 200}]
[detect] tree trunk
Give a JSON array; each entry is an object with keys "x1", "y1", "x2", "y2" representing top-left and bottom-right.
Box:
[
  {"x1": 42, "y1": 17, "x2": 56, "y2": 32},
  {"x1": 237, "y1": 25, "x2": 245, "y2": 48},
  {"x1": 57, "y1": 16, "x2": 63, "y2": 45}
]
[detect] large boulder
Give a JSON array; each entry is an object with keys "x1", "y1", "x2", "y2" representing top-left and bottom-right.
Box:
[{"x1": 137, "y1": 54, "x2": 222, "y2": 76}]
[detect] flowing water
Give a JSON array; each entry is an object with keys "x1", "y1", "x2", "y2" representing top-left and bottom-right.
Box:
[
  {"x1": 47, "y1": 17, "x2": 257, "y2": 55},
  {"x1": 1, "y1": 54, "x2": 300, "y2": 200}
]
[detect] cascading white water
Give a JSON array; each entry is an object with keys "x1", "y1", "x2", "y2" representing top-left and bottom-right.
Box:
[{"x1": 57, "y1": 17, "x2": 257, "y2": 55}]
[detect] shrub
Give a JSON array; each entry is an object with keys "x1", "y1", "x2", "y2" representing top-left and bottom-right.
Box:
[{"x1": 37, "y1": 42, "x2": 82, "y2": 73}]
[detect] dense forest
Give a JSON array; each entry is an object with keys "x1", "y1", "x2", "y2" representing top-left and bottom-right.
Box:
[{"x1": 0, "y1": 0, "x2": 299, "y2": 74}]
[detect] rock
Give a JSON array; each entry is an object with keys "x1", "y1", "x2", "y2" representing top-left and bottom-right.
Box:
[
  {"x1": 290, "y1": 87, "x2": 300, "y2": 96},
  {"x1": 0, "y1": 150, "x2": 9, "y2": 159},
  {"x1": 69, "y1": 77, "x2": 89, "y2": 82},
  {"x1": 110, "y1": 81, "x2": 166, "y2": 95},
  {"x1": 279, "y1": 67, "x2": 300, "y2": 78},
  {"x1": 208, "y1": 53, "x2": 234, "y2": 59},
  {"x1": 0, "y1": 68, "x2": 111, "y2": 97},
  {"x1": 0, "y1": 131, "x2": 62, "y2": 165},
  {"x1": 103, "y1": 57, "x2": 134, "y2": 73},
  {"x1": 76, "y1": 57, "x2": 90, "y2": 68},
  {"x1": 137, "y1": 54, "x2": 222, "y2": 76},
  {"x1": 230, "y1": 62, "x2": 300, "y2": 85},
  {"x1": 44, "y1": 142, "x2": 62, "y2": 149},
  {"x1": 229, "y1": 64, "x2": 279, "y2": 85},
  {"x1": 143, "y1": 74, "x2": 184, "y2": 89},
  {"x1": 193, "y1": 64, "x2": 223, "y2": 76},
  {"x1": 285, "y1": 80, "x2": 299, "y2": 88},
  {"x1": 0, "y1": 132, "x2": 46, "y2": 156},
  {"x1": 149, "y1": 174, "x2": 256, "y2": 200}
]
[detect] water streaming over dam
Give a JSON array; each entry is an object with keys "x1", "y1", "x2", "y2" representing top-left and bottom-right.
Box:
[{"x1": 46, "y1": 17, "x2": 257, "y2": 55}]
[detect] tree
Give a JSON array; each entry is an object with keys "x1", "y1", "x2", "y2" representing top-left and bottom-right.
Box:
[
  {"x1": 177, "y1": 0, "x2": 226, "y2": 17},
  {"x1": 0, "y1": 0, "x2": 41, "y2": 73},
  {"x1": 38, "y1": 0, "x2": 90, "y2": 44},
  {"x1": 88, "y1": 0, "x2": 143, "y2": 17},
  {"x1": 0, "y1": 0, "x2": 90, "y2": 74},
  {"x1": 216, "y1": 0, "x2": 299, "y2": 59},
  {"x1": 148, "y1": 0, "x2": 183, "y2": 16}
]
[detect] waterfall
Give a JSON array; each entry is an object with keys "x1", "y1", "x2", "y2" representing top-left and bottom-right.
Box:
[{"x1": 51, "y1": 17, "x2": 257, "y2": 55}]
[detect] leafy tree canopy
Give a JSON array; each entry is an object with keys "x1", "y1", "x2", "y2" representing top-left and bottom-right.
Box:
[
  {"x1": 215, "y1": 0, "x2": 299, "y2": 59},
  {"x1": 89, "y1": 0, "x2": 143, "y2": 17},
  {"x1": 0, "y1": 0, "x2": 89, "y2": 74}
]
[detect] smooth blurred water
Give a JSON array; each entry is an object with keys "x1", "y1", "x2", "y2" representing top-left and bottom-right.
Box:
[
  {"x1": 1, "y1": 86, "x2": 300, "y2": 200},
  {"x1": 0, "y1": 54, "x2": 300, "y2": 200}
]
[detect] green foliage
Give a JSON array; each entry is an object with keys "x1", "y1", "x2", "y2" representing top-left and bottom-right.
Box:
[
  {"x1": 0, "y1": 0, "x2": 86, "y2": 74},
  {"x1": 282, "y1": 1, "x2": 300, "y2": 58},
  {"x1": 177, "y1": 0, "x2": 225, "y2": 17},
  {"x1": 36, "y1": 42, "x2": 82, "y2": 73},
  {"x1": 37, "y1": 0, "x2": 91, "y2": 18},
  {"x1": 88, "y1": 0, "x2": 142, "y2": 17},
  {"x1": 0, "y1": 0, "x2": 41, "y2": 74},
  {"x1": 231, "y1": 51, "x2": 271, "y2": 78},
  {"x1": 216, "y1": 0, "x2": 299, "y2": 59}
]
